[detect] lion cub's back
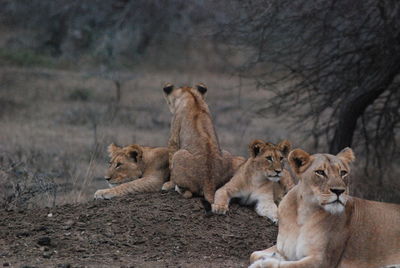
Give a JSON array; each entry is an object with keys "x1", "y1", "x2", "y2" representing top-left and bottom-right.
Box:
[{"x1": 144, "y1": 146, "x2": 170, "y2": 171}]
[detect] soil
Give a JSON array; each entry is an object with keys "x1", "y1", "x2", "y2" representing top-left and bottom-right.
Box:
[{"x1": 0, "y1": 191, "x2": 278, "y2": 268}]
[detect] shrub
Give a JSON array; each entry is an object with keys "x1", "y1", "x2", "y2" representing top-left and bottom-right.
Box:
[
  {"x1": 0, "y1": 48, "x2": 55, "y2": 68},
  {"x1": 68, "y1": 88, "x2": 91, "y2": 102}
]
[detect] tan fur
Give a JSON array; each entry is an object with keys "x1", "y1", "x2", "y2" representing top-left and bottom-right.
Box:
[
  {"x1": 94, "y1": 143, "x2": 169, "y2": 199},
  {"x1": 222, "y1": 149, "x2": 247, "y2": 178},
  {"x1": 249, "y1": 148, "x2": 400, "y2": 268},
  {"x1": 161, "y1": 83, "x2": 240, "y2": 203},
  {"x1": 212, "y1": 140, "x2": 293, "y2": 223}
]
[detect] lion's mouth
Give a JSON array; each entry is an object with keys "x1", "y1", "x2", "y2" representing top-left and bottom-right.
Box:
[
  {"x1": 324, "y1": 199, "x2": 344, "y2": 205},
  {"x1": 268, "y1": 176, "x2": 280, "y2": 182}
]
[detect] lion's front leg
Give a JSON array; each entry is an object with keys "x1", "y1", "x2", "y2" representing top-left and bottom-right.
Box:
[
  {"x1": 168, "y1": 148, "x2": 177, "y2": 170},
  {"x1": 94, "y1": 176, "x2": 163, "y2": 200},
  {"x1": 162, "y1": 134, "x2": 180, "y2": 192},
  {"x1": 167, "y1": 117, "x2": 180, "y2": 169},
  {"x1": 255, "y1": 196, "x2": 279, "y2": 224},
  {"x1": 212, "y1": 187, "x2": 231, "y2": 215},
  {"x1": 94, "y1": 188, "x2": 117, "y2": 200},
  {"x1": 212, "y1": 177, "x2": 243, "y2": 215}
]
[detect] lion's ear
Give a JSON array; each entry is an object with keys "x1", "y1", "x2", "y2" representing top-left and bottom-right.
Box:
[
  {"x1": 249, "y1": 139, "x2": 265, "y2": 157},
  {"x1": 195, "y1": 83, "x2": 207, "y2": 95},
  {"x1": 124, "y1": 145, "x2": 143, "y2": 163},
  {"x1": 277, "y1": 140, "x2": 291, "y2": 157},
  {"x1": 288, "y1": 148, "x2": 311, "y2": 174},
  {"x1": 163, "y1": 83, "x2": 174, "y2": 95},
  {"x1": 107, "y1": 143, "x2": 120, "y2": 157},
  {"x1": 337, "y1": 147, "x2": 355, "y2": 164}
]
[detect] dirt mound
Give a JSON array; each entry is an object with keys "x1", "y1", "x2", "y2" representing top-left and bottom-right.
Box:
[{"x1": 0, "y1": 191, "x2": 277, "y2": 268}]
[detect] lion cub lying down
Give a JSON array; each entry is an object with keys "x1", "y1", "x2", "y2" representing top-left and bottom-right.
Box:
[
  {"x1": 94, "y1": 143, "x2": 169, "y2": 199},
  {"x1": 212, "y1": 139, "x2": 292, "y2": 223},
  {"x1": 250, "y1": 147, "x2": 400, "y2": 268}
]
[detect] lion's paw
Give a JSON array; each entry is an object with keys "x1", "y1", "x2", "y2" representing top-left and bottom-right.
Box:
[
  {"x1": 248, "y1": 260, "x2": 264, "y2": 268},
  {"x1": 173, "y1": 185, "x2": 193, "y2": 198},
  {"x1": 250, "y1": 250, "x2": 269, "y2": 264},
  {"x1": 255, "y1": 206, "x2": 278, "y2": 225},
  {"x1": 248, "y1": 258, "x2": 279, "y2": 268},
  {"x1": 182, "y1": 190, "x2": 193, "y2": 199},
  {"x1": 250, "y1": 250, "x2": 284, "y2": 264},
  {"x1": 269, "y1": 217, "x2": 279, "y2": 226},
  {"x1": 161, "y1": 181, "x2": 175, "y2": 191},
  {"x1": 94, "y1": 189, "x2": 116, "y2": 200},
  {"x1": 212, "y1": 203, "x2": 229, "y2": 215}
]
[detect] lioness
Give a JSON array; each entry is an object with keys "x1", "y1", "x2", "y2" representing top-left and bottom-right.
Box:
[
  {"x1": 249, "y1": 148, "x2": 400, "y2": 268},
  {"x1": 161, "y1": 83, "x2": 238, "y2": 203},
  {"x1": 212, "y1": 139, "x2": 293, "y2": 223},
  {"x1": 94, "y1": 143, "x2": 169, "y2": 199}
]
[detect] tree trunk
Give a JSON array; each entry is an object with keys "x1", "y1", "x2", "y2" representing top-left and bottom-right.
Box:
[
  {"x1": 329, "y1": 88, "x2": 384, "y2": 154},
  {"x1": 329, "y1": 64, "x2": 400, "y2": 154},
  {"x1": 114, "y1": 80, "x2": 121, "y2": 103}
]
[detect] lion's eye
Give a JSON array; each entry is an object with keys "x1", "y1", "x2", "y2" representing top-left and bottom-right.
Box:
[
  {"x1": 340, "y1": 170, "x2": 347, "y2": 177},
  {"x1": 266, "y1": 156, "x2": 273, "y2": 161},
  {"x1": 116, "y1": 162, "x2": 122, "y2": 168},
  {"x1": 315, "y1": 170, "x2": 325, "y2": 176}
]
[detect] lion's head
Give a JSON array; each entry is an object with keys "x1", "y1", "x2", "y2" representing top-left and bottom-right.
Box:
[
  {"x1": 288, "y1": 147, "x2": 355, "y2": 214},
  {"x1": 105, "y1": 143, "x2": 145, "y2": 187},
  {"x1": 162, "y1": 83, "x2": 207, "y2": 114},
  {"x1": 248, "y1": 139, "x2": 291, "y2": 182}
]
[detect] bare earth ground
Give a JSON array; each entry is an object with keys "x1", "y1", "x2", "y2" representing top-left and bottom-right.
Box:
[{"x1": 0, "y1": 191, "x2": 277, "y2": 268}]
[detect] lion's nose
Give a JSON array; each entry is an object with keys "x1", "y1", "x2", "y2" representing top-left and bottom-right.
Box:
[
  {"x1": 105, "y1": 176, "x2": 111, "y2": 181},
  {"x1": 330, "y1": 188, "x2": 345, "y2": 196},
  {"x1": 274, "y1": 169, "x2": 282, "y2": 175}
]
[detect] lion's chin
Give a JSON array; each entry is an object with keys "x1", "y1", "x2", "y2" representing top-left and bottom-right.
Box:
[
  {"x1": 323, "y1": 201, "x2": 345, "y2": 214},
  {"x1": 108, "y1": 177, "x2": 139, "y2": 187},
  {"x1": 108, "y1": 183, "x2": 117, "y2": 188},
  {"x1": 268, "y1": 176, "x2": 280, "y2": 182},
  {"x1": 108, "y1": 180, "x2": 129, "y2": 188}
]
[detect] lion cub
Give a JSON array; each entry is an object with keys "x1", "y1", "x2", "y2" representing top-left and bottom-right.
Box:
[
  {"x1": 94, "y1": 143, "x2": 169, "y2": 199},
  {"x1": 161, "y1": 83, "x2": 237, "y2": 203},
  {"x1": 212, "y1": 139, "x2": 292, "y2": 223},
  {"x1": 250, "y1": 148, "x2": 400, "y2": 268}
]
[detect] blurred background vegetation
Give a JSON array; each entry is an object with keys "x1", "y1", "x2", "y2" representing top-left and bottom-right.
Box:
[{"x1": 0, "y1": 0, "x2": 399, "y2": 209}]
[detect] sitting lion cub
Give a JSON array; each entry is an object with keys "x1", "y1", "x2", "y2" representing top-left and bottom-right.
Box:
[
  {"x1": 212, "y1": 139, "x2": 292, "y2": 223},
  {"x1": 161, "y1": 83, "x2": 238, "y2": 203},
  {"x1": 94, "y1": 143, "x2": 169, "y2": 199},
  {"x1": 249, "y1": 148, "x2": 400, "y2": 268}
]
